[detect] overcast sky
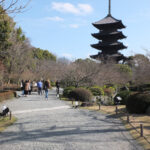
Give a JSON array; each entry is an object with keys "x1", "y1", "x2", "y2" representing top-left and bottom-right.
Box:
[{"x1": 13, "y1": 0, "x2": 150, "y2": 60}]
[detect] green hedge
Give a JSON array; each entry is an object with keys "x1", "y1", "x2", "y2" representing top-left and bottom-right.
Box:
[
  {"x1": 126, "y1": 92, "x2": 150, "y2": 114},
  {"x1": 63, "y1": 87, "x2": 75, "y2": 98},
  {"x1": 0, "y1": 91, "x2": 16, "y2": 102},
  {"x1": 69, "y1": 88, "x2": 92, "y2": 102},
  {"x1": 89, "y1": 86, "x2": 104, "y2": 96}
]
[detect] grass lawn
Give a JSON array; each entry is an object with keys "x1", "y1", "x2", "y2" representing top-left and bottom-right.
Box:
[
  {"x1": 0, "y1": 116, "x2": 17, "y2": 132},
  {"x1": 80, "y1": 104, "x2": 150, "y2": 150}
]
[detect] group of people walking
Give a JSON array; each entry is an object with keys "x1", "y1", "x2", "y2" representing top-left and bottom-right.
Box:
[
  {"x1": 21, "y1": 80, "x2": 32, "y2": 96},
  {"x1": 21, "y1": 79, "x2": 60, "y2": 100},
  {"x1": 37, "y1": 80, "x2": 50, "y2": 99}
]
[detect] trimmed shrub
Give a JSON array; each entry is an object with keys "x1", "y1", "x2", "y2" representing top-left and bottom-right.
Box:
[
  {"x1": 129, "y1": 84, "x2": 150, "y2": 92},
  {"x1": 70, "y1": 88, "x2": 92, "y2": 102},
  {"x1": 0, "y1": 91, "x2": 16, "y2": 102},
  {"x1": 89, "y1": 86, "x2": 104, "y2": 96},
  {"x1": 126, "y1": 92, "x2": 150, "y2": 114},
  {"x1": 1, "y1": 84, "x2": 20, "y2": 91},
  {"x1": 104, "y1": 87, "x2": 115, "y2": 97},
  {"x1": 116, "y1": 90, "x2": 131, "y2": 105},
  {"x1": 63, "y1": 86, "x2": 75, "y2": 98}
]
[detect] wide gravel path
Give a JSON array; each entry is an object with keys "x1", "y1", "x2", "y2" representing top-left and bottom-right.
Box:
[{"x1": 0, "y1": 89, "x2": 144, "y2": 150}]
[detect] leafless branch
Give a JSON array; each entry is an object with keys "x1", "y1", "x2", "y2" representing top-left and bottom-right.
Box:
[{"x1": 0, "y1": 0, "x2": 31, "y2": 14}]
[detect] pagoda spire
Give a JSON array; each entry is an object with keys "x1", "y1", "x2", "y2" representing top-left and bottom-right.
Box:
[{"x1": 108, "y1": 0, "x2": 111, "y2": 15}]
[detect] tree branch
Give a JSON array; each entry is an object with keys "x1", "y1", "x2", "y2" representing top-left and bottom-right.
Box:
[{"x1": 0, "y1": 0, "x2": 31, "y2": 14}]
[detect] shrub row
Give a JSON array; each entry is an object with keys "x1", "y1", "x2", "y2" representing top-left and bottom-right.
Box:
[
  {"x1": 63, "y1": 85, "x2": 115, "y2": 98},
  {"x1": 126, "y1": 92, "x2": 150, "y2": 114},
  {"x1": 0, "y1": 91, "x2": 16, "y2": 102},
  {"x1": 63, "y1": 85, "x2": 150, "y2": 114},
  {"x1": 0, "y1": 84, "x2": 20, "y2": 92}
]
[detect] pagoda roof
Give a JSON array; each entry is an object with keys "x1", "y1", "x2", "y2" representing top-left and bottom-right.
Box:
[
  {"x1": 91, "y1": 41, "x2": 127, "y2": 51},
  {"x1": 94, "y1": 15, "x2": 120, "y2": 24},
  {"x1": 91, "y1": 43, "x2": 127, "y2": 54},
  {"x1": 92, "y1": 31, "x2": 127, "y2": 40},
  {"x1": 90, "y1": 52, "x2": 127, "y2": 62},
  {"x1": 93, "y1": 14, "x2": 125, "y2": 29}
]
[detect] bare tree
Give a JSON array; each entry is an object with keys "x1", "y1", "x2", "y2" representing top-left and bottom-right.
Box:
[
  {"x1": 0, "y1": 0, "x2": 31, "y2": 14},
  {"x1": 130, "y1": 54, "x2": 150, "y2": 86},
  {"x1": 60, "y1": 59, "x2": 100, "y2": 87},
  {"x1": 95, "y1": 62, "x2": 132, "y2": 86},
  {"x1": 0, "y1": 60, "x2": 5, "y2": 90},
  {"x1": 3, "y1": 29, "x2": 35, "y2": 83}
]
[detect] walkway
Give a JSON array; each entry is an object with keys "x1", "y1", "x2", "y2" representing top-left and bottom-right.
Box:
[{"x1": 0, "y1": 89, "x2": 144, "y2": 150}]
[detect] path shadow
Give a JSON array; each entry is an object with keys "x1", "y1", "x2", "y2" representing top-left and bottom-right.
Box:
[{"x1": 0, "y1": 124, "x2": 128, "y2": 144}]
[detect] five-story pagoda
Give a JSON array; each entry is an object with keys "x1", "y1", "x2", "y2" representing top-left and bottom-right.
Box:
[{"x1": 90, "y1": 0, "x2": 127, "y2": 63}]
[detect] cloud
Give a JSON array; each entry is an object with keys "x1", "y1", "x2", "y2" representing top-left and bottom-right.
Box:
[
  {"x1": 69, "y1": 24, "x2": 79, "y2": 28},
  {"x1": 44, "y1": 16, "x2": 64, "y2": 21},
  {"x1": 51, "y1": 2, "x2": 93, "y2": 15},
  {"x1": 78, "y1": 4, "x2": 93, "y2": 14}
]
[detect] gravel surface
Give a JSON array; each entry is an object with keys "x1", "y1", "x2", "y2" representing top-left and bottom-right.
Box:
[{"x1": 0, "y1": 88, "x2": 144, "y2": 150}]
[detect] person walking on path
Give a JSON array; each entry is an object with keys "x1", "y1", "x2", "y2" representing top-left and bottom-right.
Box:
[
  {"x1": 28, "y1": 80, "x2": 32, "y2": 95},
  {"x1": 24, "y1": 80, "x2": 30, "y2": 96},
  {"x1": 42, "y1": 80, "x2": 45, "y2": 94},
  {"x1": 56, "y1": 80, "x2": 60, "y2": 96},
  {"x1": 37, "y1": 80, "x2": 43, "y2": 95},
  {"x1": 44, "y1": 80, "x2": 50, "y2": 100},
  {"x1": 20, "y1": 80, "x2": 25, "y2": 95}
]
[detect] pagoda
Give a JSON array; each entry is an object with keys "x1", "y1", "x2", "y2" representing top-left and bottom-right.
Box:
[{"x1": 90, "y1": 0, "x2": 127, "y2": 63}]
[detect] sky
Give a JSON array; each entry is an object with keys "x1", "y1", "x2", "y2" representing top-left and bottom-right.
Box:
[{"x1": 12, "y1": 0, "x2": 150, "y2": 60}]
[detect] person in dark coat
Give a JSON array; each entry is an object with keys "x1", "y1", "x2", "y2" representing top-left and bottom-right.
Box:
[
  {"x1": 24, "y1": 80, "x2": 29, "y2": 96},
  {"x1": 44, "y1": 80, "x2": 50, "y2": 100},
  {"x1": 21, "y1": 80, "x2": 25, "y2": 95},
  {"x1": 56, "y1": 80, "x2": 60, "y2": 95}
]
